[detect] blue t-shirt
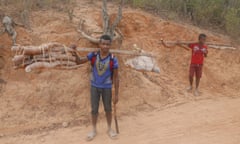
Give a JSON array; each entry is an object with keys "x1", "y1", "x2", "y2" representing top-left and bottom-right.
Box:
[{"x1": 87, "y1": 52, "x2": 118, "y2": 88}]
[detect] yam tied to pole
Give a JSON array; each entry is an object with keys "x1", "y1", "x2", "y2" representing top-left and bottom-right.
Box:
[{"x1": 11, "y1": 42, "x2": 159, "y2": 73}]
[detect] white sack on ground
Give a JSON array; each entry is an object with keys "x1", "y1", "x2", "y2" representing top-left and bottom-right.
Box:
[{"x1": 125, "y1": 56, "x2": 160, "y2": 73}]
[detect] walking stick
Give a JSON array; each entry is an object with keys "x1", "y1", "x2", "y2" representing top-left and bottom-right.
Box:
[{"x1": 114, "y1": 103, "x2": 119, "y2": 134}]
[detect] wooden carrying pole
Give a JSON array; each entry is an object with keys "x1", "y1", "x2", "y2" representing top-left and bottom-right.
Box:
[
  {"x1": 161, "y1": 41, "x2": 236, "y2": 50},
  {"x1": 76, "y1": 47, "x2": 155, "y2": 57},
  {"x1": 112, "y1": 88, "x2": 119, "y2": 134},
  {"x1": 11, "y1": 43, "x2": 156, "y2": 72},
  {"x1": 114, "y1": 104, "x2": 119, "y2": 134}
]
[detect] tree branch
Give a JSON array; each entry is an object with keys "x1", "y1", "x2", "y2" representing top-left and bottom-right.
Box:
[
  {"x1": 77, "y1": 0, "x2": 124, "y2": 43},
  {"x1": 110, "y1": 0, "x2": 124, "y2": 38},
  {"x1": 102, "y1": 0, "x2": 110, "y2": 34},
  {"x1": 77, "y1": 19, "x2": 99, "y2": 44}
]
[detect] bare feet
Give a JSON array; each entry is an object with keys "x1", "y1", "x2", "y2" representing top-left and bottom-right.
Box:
[
  {"x1": 194, "y1": 89, "x2": 200, "y2": 96},
  {"x1": 86, "y1": 130, "x2": 97, "y2": 141},
  {"x1": 186, "y1": 86, "x2": 192, "y2": 92}
]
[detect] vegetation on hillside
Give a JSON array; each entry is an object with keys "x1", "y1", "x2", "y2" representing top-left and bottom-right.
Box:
[
  {"x1": 1, "y1": 0, "x2": 239, "y2": 39},
  {"x1": 125, "y1": 0, "x2": 240, "y2": 38}
]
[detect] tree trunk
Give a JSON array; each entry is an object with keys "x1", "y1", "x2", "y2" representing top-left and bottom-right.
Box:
[{"x1": 78, "y1": 0, "x2": 124, "y2": 43}]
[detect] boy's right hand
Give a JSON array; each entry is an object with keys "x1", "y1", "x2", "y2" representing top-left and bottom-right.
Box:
[
  {"x1": 201, "y1": 48, "x2": 207, "y2": 53},
  {"x1": 69, "y1": 44, "x2": 78, "y2": 56}
]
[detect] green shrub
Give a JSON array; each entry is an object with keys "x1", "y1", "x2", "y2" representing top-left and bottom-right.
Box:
[
  {"x1": 124, "y1": 0, "x2": 240, "y2": 38},
  {"x1": 225, "y1": 8, "x2": 240, "y2": 37}
]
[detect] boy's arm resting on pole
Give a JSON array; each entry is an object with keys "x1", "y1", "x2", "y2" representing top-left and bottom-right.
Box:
[
  {"x1": 75, "y1": 54, "x2": 88, "y2": 64},
  {"x1": 70, "y1": 44, "x2": 89, "y2": 64},
  {"x1": 175, "y1": 40, "x2": 191, "y2": 51},
  {"x1": 160, "y1": 39, "x2": 191, "y2": 51},
  {"x1": 113, "y1": 68, "x2": 119, "y2": 104},
  {"x1": 177, "y1": 43, "x2": 191, "y2": 51}
]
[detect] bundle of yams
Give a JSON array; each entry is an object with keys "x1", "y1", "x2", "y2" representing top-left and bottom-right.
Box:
[{"x1": 11, "y1": 43, "x2": 81, "y2": 72}]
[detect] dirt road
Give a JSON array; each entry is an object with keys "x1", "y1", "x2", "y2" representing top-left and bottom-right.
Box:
[{"x1": 1, "y1": 96, "x2": 239, "y2": 144}]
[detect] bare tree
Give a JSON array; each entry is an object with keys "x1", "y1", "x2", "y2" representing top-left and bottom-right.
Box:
[
  {"x1": 77, "y1": 0, "x2": 124, "y2": 44},
  {"x1": 0, "y1": 14, "x2": 18, "y2": 45},
  {"x1": 21, "y1": 0, "x2": 31, "y2": 29}
]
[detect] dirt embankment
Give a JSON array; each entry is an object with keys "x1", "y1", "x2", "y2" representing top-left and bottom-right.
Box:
[{"x1": 0, "y1": 0, "x2": 239, "y2": 142}]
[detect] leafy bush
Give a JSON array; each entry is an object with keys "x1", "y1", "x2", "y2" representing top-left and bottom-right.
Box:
[
  {"x1": 225, "y1": 8, "x2": 240, "y2": 37},
  {"x1": 124, "y1": 0, "x2": 240, "y2": 38}
]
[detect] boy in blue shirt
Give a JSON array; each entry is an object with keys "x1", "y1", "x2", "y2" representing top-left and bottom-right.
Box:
[{"x1": 73, "y1": 35, "x2": 119, "y2": 141}]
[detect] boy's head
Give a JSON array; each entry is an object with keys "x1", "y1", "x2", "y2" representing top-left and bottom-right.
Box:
[
  {"x1": 198, "y1": 33, "x2": 207, "y2": 44},
  {"x1": 99, "y1": 34, "x2": 112, "y2": 43},
  {"x1": 99, "y1": 35, "x2": 112, "y2": 53}
]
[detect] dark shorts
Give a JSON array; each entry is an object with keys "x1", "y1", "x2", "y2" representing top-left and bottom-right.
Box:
[
  {"x1": 189, "y1": 64, "x2": 203, "y2": 78},
  {"x1": 90, "y1": 86, "x2": 112, "y2": 115}
]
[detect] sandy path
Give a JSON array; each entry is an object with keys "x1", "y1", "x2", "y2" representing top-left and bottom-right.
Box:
[{"x1": 1, "y1": 96, "x2": 239, "y2": 144}]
